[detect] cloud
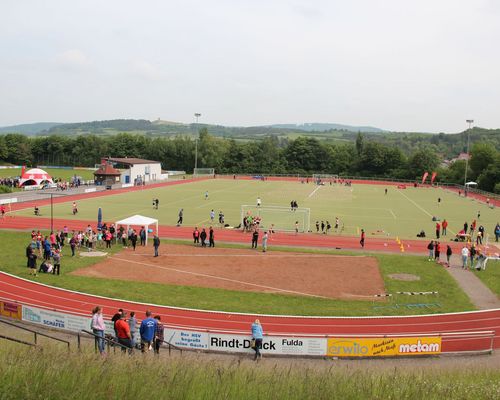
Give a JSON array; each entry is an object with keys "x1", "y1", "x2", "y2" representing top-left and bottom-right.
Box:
[
  {"x1": 132, "y1": 60, "x2": 162, "y2": 81},
  {"x1": 55, "y1": 49, "x2": 91, "y2": 69}
]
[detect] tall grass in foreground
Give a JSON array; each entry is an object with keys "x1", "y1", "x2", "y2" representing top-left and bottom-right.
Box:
[{"x1": 0, "y1": 345, "x2": 499, "y2": 400}]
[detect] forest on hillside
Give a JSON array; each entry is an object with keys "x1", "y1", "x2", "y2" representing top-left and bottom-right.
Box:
[{"x1": 0, "y1": 129, "x2": 498, "y2": 193}]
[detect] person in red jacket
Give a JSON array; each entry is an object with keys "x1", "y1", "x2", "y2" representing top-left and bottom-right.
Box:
[
  {"x1": 193, "y1": 227, "x2": 200, "y2": 245},
  {"x1": 115, "y1": 312, "x2": 133, "y2": 353},
  {"x1": 360, "y1": 229, "x2": 365, "y2": 248},
  {"x1": 435, "y1": 222, "x2": 441, "y2": 239},
  {"x1": 442, "y1": 219, "x2": 448, "y2": 236}
]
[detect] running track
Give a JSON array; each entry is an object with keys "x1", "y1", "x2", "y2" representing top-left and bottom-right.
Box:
[{"x1": 1, "y1": 177, "x2": 499, "y2": 353}]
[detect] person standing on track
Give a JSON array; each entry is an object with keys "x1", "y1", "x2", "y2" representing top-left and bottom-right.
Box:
[
  {"x1": 193, "y1": 227, "x2": 200, "y2": 245},
  {"x1": 251, "y1": 229, "x2": 259, "y2": 249},
  {"x1": 446, "y1": 245, "x2": 452, "y2": 267},
  {"x1": 360, "y1": 229, "x2": 365, "y2": 248},
  {"x1": 262, "y1": 231, "x2": 268, "y2": 253},
  {"x1": 209, "y1": 226, "x2": 215, "y2": 247},
  {"x1": 139, "y1": 227, "x2": 146, "y2": 246},
  {"x1": 435, "y1": 222, "x2": 441, "y2": 239},
  {"x1": 200, "y1": 228, "x2": 207, "y2": 247},
  {"x1": 153, "y1": 234, "x2": 160, "y2": 257}
]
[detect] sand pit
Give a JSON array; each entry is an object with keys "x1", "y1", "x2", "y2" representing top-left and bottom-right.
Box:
[{"x1": 72, "y1": 244, "x2": 385, "y2": 300}]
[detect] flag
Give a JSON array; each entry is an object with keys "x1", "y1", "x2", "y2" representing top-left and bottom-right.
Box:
[
  {"x1": 21, "y1": 165, "x2": 26, "y2": 177},
  {"x1": 431, "y1": 172, "x2": 437, "y2": 184},
  {"x1": 421, "y1": 172, "x2": 429, "y2": 184}
]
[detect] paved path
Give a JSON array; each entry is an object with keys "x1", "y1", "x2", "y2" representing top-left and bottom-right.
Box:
[{"x1": 446, "y1": 255, "x2": 500, "y2": 310}]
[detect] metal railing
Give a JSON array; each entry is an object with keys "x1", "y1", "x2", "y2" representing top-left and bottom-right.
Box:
[
  {"x1": 0, "y1": 333, "x2": 37, "y2": 347},
  {"x1": 79, "y1": 329, "x2": 131, "y2": 353},
  {"x1": 0, "y1": 318, "x2": 70, "y2": 349}
]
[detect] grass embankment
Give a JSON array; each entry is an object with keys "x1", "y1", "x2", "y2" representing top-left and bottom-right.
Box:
[
  {"x1": 1, "y1": 231, "x2": 474, "y2": 316},
  {"x1": 0, "y1": 344, "x2": 499, "y2": 400},
  {"x1": 474, "y1": 261, "x2": 500, "y2": 298}
]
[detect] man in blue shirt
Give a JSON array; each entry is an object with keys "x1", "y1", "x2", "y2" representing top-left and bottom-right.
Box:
[
  {"x1": 139, "y1": 310, "x2": 157, "y2": 352},
  {"x1": 251, "y1": 319, "x2": 263, "y2": 360}
]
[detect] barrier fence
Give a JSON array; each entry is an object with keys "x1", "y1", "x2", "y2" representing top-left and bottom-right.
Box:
[{"x1": 0, "y1": 298, "x2": 495, "y2": 358}]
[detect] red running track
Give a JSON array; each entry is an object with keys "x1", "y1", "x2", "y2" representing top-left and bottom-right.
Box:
[{"x1": 0, "y1": 272, "x2": 498, "y2": 352}]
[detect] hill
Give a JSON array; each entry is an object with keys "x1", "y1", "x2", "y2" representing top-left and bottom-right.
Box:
[
  {"x1": 0, "y1": 122, "x2": 62, "y2": 135},
  {"x1": 268, "y1": 122, "x2": 385, "y2": 133}
]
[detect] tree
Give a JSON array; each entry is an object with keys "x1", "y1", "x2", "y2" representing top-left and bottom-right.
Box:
[
  {"x1": 407, "y1": 147, "x2": 439, "y2": 178},
  {"x1": 469, "y1": 143, "x2": 497, "y2": 179},
  {"x1": 355, "y1": 132, "x2": 364, "y2": 156},
  {"x1": 477, "y1": 156, "x2": 500, "y2": 192}
]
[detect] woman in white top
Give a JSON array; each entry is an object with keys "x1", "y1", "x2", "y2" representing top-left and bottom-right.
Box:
[{"x1": 91, "y1": 306, "x2": 106, "y2": 355}]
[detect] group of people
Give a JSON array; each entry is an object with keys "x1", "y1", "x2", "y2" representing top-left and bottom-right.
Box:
[
  {"x1": 460, "y1": 243, "x2": 487, "y2": 271},
  {"x1": 426, "y1": 240, "x2": 453, "y2": 266},
  {"x1": 315, "y1": 217, "x2": 342, "y2": 235},
  {"x1": 26, "y1": 230, "x2": 63, "y2": 276},
  {"x1": 91, "y1": 308, "x2": 164, "y2": 356},
  {"x1": 192, "y1": 226, "x2": 215, "y2": 247}
]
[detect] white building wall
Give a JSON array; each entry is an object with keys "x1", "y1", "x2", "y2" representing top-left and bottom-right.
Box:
[{"x1": 129, "y1": 163, "x2": 161, "y2": 183}]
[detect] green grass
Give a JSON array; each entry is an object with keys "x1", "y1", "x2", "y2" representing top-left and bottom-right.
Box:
[
  {"x1": 0, "y1": 344, "x2": 499, "y2": 400},
  {"x1": 13, "y1": 179, "x2": 500, "y2": 241},
  {"x1": 0, "y1": 167, "x2": 96, "y2": 180},
  {"x1": 474, "y1": 260, "x2": 500, "y2": 298},
  {"x1": 0, "y1": 231, "x2": 474, "y2": 316}
]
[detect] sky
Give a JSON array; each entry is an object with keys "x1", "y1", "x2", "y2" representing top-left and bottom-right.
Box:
[{"x1": 1, "y1": 0, "x2": 499, "y2": 132}]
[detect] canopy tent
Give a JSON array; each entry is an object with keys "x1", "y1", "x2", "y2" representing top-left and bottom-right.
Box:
[
  {"x1": 465, "y1": 182, "x2": 478, "y2": 186},
  {"x1": 115, "y1": 215, "x2": 158, "y2": 245},
  {"x1": 19, "y1": 168, "x2": 53, "y2": 187}
]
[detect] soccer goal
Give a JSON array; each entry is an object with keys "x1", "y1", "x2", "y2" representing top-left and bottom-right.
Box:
[
  {"x1": 193, "y1": 168, "x2": 215, "y2": 176},
  {"x1": 240, "y1": 205, "x2": 311, "y2": 233},
  {"x1": 312, "y1": 174, "x2": 338, "y2": 180}
]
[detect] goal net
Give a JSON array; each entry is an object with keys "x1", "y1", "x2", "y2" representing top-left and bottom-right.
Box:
[
  {"x1": 240, "y1": 205, "x2": 311, "y2": 233},
  {"x1": 193, "y1": 168, "x2": 215, "y2": 176}
]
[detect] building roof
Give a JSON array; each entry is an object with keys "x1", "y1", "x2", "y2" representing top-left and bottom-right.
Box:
[
  {"x1": 94, "y1": 163, "x2": 121, "y2": 176},
  {"x1": 106, "y1": 157, "x2": 160, "y2": 165}
]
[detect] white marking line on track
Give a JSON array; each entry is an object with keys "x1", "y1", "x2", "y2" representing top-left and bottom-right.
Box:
[
  {"x1": 110, "y1": 256, "x2": 329, "y2": 299},
  {"x1": 388, "y1": 209, "x2": 397, "y2": 219},
  {"x1": 308, "y1": 186, "x2": 321, "y2": 198}
]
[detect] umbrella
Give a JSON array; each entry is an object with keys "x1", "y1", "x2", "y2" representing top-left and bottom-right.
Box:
[{"x1": 97, "y1": 207, "x2": 102, "y2": 230}]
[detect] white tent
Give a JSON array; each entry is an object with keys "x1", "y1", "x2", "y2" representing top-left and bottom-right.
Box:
[
  {"x1": 465, "y1": 182, "x2": 478, "y2": 186},
  {"x1": 115, "y1": 215, "x2": 158, "y2": 245},
  {"x1": 19, "y1": 168, "x2": 53, "y2": 187}
]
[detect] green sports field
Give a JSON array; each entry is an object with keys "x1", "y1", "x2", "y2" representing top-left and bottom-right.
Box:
[{"x1": 15, "y1": 179, "x2": 500, "y2": 241}]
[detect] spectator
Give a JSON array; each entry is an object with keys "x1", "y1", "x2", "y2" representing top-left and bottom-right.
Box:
[
  {"x1": 52, "y1": 248, "x2": 61, "y2": 275},
  {"x1": 91, "y1": 306, "x2": 106, "y2": 356},
  {"x1": 111, "y1": 309, "x2": 123, "y2": 337},
  {"x1": 128, "y1": 312, "x2": 137, "y2": 348},
  {"x1": 262, "y1": 231, "x2": 269, "y2": 253},
  {"x1": 446, "y1": 245, "x2": 452, "y2": 267},
  {"x1": 251, "y1": 229, "x2": 259, "y2": 249},
  {"x1": 140, "y1": 310, "x2": 157, "y2": 352},
  {"x1": 26, "y1": 244, "x2": 37, "y2": 276},
  {"x1": 154, "y1": 315, "x2": 164, "y2": 355},
  {"x1": 115, "y1": 312, "x2": 133, "y2": 354},
  {"x1": 251, "y1": 319, "x2": 263, "y2": 361},
  {"x1": 200, "y1": 228, "x2": 207, "y2": 247},
  {"x1": 461, "y1": 245, "x2": 469, "y2": 269}
]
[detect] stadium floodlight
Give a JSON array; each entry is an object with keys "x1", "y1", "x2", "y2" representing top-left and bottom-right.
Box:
[
  {"x1": 464, "y1": 119, "x2": 474, "y2": 188},
  {"x1": 194, "y1": 113, "x2": 201, "y2": 172}
]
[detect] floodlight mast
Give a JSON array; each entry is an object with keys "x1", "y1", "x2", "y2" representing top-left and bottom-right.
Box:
[
  {"x1": 464, "y1": 119, "x2": 474, "y2": 190},
  {"x1": 194, "y1": 113, "x2": 201, "y2": 172}
]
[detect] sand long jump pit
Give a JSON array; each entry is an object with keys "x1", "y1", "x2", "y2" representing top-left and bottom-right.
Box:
[{"x1": 72, "y1": 244, "x2": 385, "y2": 300}]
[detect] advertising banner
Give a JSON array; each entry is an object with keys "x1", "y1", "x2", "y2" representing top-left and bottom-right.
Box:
[
  {"x1": 431, "y1": 172, "x2": 437, "y2": 184},
  {"x1": 327, "y1": 337, "x2": 441, "y2": 357},
  {"x1": 21, "y1": 305, "x2": 101, "y2": 334},
  {"x1": 0, "y1": 301, "x2": 22, "y2": 319},
  {"x1": 164, "y1": 328, "x2": 209, "y2": 350},
  {"x1": 421, "y1": 172, "x2": 429, "y2": 184},
  {"x1": 208, "y1": 333, "x2": 327, "y2": 356}
]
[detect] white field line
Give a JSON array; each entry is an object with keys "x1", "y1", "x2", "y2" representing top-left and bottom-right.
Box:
[
  {"x1": 308, "y1": 186, "x2": 321, "y2": 198},
  {"x1": 388, "y1": 209, "x2": 397, "y2": 219},
  {"x1": 395, "y1": 189, "x2": 433, "y2": 217},
  {"x1": 395, "y1": 189, "x2": 456, "y2": 235},
  {"x1": 110, "y1": 256, "x2": 328, "y2": 299},
  {"x1": 129, "y1": 253, "x2": 365, "y2": 258}
]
